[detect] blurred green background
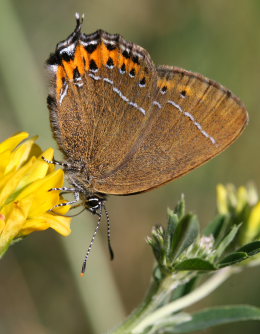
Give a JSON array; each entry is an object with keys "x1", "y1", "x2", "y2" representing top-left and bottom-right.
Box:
[{"x1": 0, "y1": 0, "x2": 259, "y2": 333}]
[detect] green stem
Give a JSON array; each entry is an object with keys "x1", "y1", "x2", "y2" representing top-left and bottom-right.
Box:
[
  {"x1": 112, "y1": 271, "x2": 194, "y2": 333},
  {"x1": 132, "y1": 267, "x2": 240, "y2": 333}
]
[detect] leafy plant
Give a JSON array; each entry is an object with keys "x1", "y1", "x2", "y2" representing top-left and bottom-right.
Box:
[{"x1": 111, "y1": 184, "x2": 260, "y2": 334}]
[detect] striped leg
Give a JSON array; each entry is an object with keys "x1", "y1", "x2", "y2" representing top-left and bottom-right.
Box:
[
  {"x1": 41, "y1": 156, "x2": 71, "y2": 168},
  {"x1": 50, "y1": 191, "x2": 80, "y2": 210},
  {"x1": 48, "y1": 187, "x2": 76, "y2": 192}
]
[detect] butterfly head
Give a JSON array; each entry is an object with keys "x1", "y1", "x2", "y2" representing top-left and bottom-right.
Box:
[{"x1": 85, "y1": 195, "x2": 105, "y2": 215}]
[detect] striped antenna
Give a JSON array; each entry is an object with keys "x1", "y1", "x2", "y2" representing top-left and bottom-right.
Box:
[
  {"x1": 104, "y1": 204, "x2": 114, "y2": 260},
  {"x1": 81, "y1": 204, "x2": 103, "y2": 276}
]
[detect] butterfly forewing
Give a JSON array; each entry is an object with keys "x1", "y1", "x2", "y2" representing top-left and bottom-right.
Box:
[{"x1": 48, "y1": 28, "x2": 159, "y2": 179}]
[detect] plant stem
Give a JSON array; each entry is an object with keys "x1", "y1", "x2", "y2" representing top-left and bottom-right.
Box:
[
  {"x1": 132, "y1": 267, "x2": 240, "y2": 333},
  {"x1": 112, "y1": 271, "x2": 194, "y2": 333}
]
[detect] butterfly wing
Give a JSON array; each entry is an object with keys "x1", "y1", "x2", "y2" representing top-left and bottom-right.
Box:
[
  {"x1": 47, "y1": 17, "x2": 248, "y2": 195},
  {"x1": 92, "y1": 65, "x2": 248, "y2": 194},
  {"x1": 47, "y1": 20, "x2": 159, "y2": 178}
]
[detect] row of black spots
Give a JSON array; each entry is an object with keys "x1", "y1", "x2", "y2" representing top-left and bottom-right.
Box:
[
  {"x1": 105, "y1": 43, "x2": 117, "y2": 51},
  {"x1": 99, "y1": 35, "x2": 140, "y2": 71},
  {"x1": 47, "y1": 50, "x2": 75, "y2": 65},
  {"x1": 81, "y1": 36, "x2": 145, "y2": 87},
  {"x1": 119, "y1": 62, "x2": 146, "y2": 88},
  {"x1": 47, "y1": 34, "x2": 85, "y2": 65},
  {"x1": 122, "y1": 49, "x2": 140, "y2": 65},
  {"x1": 158, "y1": 83, "x2": 187, "y2": 98},
  {"x1": 84, "y1": 42, "x2": 98, "y2": 54},
  {"x1": 101, "y1": 30, "x2": 120, "y2": 51},
  {"x1": 104, "y1": 39, "x2": 139, "y2": 67}
]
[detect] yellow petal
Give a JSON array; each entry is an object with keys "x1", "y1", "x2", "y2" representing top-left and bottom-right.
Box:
[
  {"x1": 41, "y1": 148, "x2": 56, "y2": 173},
  {"x1": 0, "y1": 132, "x2": 29, "y2": 154},
  {"x1": 5, "y1": 138, "x2": 36, "y2": 173},
  {"x1": 237, "y1": 186, "x2": 248, "y2": 213},
  {"x1": 243, "y1": 202, "x2": 260, "y2": 243},
  {"x1": 0, "y1": 158, "x2": 36, "y2": 208},
  {"x1": 0, "y1": 213, "x2": 5, "y2": 234},
  {"x1": 16, "y1": 169, "x2": 64, "y2": 202},
  {"x1": 15, "y1": 148, "x2": 54, "y2": 190},
  {"x1": 19, "y1": 213, "x2": 71, "y2": 237},
  {"x1": 28, "y1": 190, "x2": 60, "y2": 217},
  {"x1": 0, "y1": 151, "x2": 11, "y2": 176},
  {"x1": 217, "y1": 184, "x2": 228, "y2": 214},
  {"x1": 0, "y1": 198, "x2": 32, "y2": 254}
]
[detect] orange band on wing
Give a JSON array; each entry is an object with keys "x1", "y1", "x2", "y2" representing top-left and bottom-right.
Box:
[{"x1": 56, "y1": 66, "x2": 66, "y2": 96}]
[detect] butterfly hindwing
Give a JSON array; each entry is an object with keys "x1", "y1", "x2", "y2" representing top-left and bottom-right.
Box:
[{"x1": 92, "y1": 66, "x2": 247, "y2": 194}]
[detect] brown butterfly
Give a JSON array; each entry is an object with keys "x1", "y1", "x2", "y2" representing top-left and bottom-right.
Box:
[{"x1": 45, "y1": 14, "x2": 248, "y2": 273}]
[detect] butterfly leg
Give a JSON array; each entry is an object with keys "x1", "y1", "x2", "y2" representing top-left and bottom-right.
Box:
[
  {"x1": 50, "y1": 191, "x2": 81, "y2": 210},
  {"x1": 42, "y1": 156, "x2": 82, "y2": 174},
  {"x1": 41, "y1": 156, "x2": 71, "y2": 168},
  {"x1": 48, "y1": 187, "x2": 76, "y2": 192}
]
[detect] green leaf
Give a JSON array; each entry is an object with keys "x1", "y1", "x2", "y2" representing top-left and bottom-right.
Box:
[
  {"x1": 214, "y1": 224, "x2": 241, "y2": 259},
  {"x1": 145, "y1": 313, "x2": 191, "y2": 334},
  {"x1": 204, "y1": 214, "x2": 227, "y2": 240},
  {"x1": 172, "y1": 277, "x2": 198, "y2": 300},
  {"x1": 169, "y1": 214, "x2": 199, "y2": 261},
  {"x1": 175, "y1": 258, "x2": 216, "y2": 271},
  {"x1": 218, "y1": 252, "x2": 248, "y2": 268},
  {"x1": 170, "y1": 305, "x2": 260, "y2": 333},
  {"x1": 165, "y1": 211, "x2": 179, "y2": 258},
  {"x1": 236, "y1": 241, "x2": 260, "y2": 256},
  {"x1": 174, "y1": 195, "x2": 185, "y2": 219}
]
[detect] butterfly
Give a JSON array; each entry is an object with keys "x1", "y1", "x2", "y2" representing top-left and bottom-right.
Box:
[{"x1": 45, "y1": 14, "x2": 248, "y2": 273}]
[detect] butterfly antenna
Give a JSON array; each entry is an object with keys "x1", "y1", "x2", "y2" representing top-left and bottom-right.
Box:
[
  {"x1": 81, "y1": 205, "x2": 102, "y2": 276},
  {"x1": 104, "y1": 204, "x2": 114, "y2": 260}
]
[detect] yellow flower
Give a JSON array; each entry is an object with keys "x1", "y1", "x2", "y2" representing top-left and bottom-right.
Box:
[
  {"x1": 217, "y1": 184, "x2": 257, "y2": 215},
  {"x1": 217, "y1": 183, "x2": 260, "y2": 245},
  {"x1": 216, "y1": 184, "x2": 229, "y2": 214},
  {"x1": 242, "y1": 202, "x2": 260, "y2": 244},
  {"x1": 0, "y1": 132, "x2": 71, "y2": 257}
]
